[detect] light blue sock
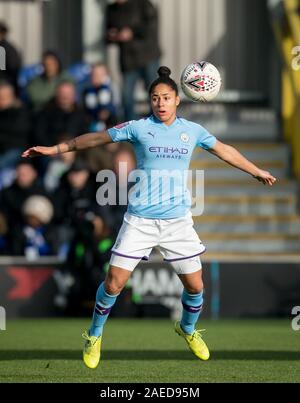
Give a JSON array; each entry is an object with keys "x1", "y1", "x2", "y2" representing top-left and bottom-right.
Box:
[
  {"x1": 89, "y1": 282, "x2": 119, "y2": 337},
  {"x1": 180, "y1": 289, "x2": 203, "y2": 335}
]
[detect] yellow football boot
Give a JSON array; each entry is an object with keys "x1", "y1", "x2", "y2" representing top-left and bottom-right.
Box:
[
  {"x1": 175, "y1": 321, "x2": 210, "y2": 361},
  {"x1": 82, "y1": 331, "x2": 102, "y2": 369}
]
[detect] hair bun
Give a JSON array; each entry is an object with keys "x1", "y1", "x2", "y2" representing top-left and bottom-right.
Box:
[{"x1": 157, "y1": 66, "x2": 171, "y2": 78}]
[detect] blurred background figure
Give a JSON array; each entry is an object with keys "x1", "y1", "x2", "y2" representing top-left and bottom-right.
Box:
[
  {"x1": 82, "y1": 63, "x2": 119, "y2": 132},
  {"x1": 33, "y1": 80, "x2": 89, "y2": 176},
  {"x1": 0, "y1": 21, "x2": 22, "y2": 95},
  {"x1": 54, "y1": 159, "x2": 97, "y2": 235},
  {"x1": 0, "y1": 160, "x2": 47, "y2": 228},
  {"x1": 53, "y1": 159, "x2": 114, "y2": 252},
  {"x1": 61, "y1": 206, "x2": 114, "y2": 315},
  {"x1": 11, "y1": 195, "x2": 57, "y2": 258},
  {"x1": 34, "y1": 81, "x2": 89, "y2": 147},
  {"x1": 106, "y1": 0, "x2": 161, "y2": 120},
  {"x1": 0, "y1": 81, "x2": 31, "y2": 187},
  {"x1": 52, "y1": 158, "x2": 115, "y2": 312},
  {"x1": 26, "y1": 50, "x2": 72, "y2": 112}
]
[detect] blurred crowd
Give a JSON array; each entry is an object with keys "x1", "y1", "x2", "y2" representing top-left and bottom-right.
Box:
[
  {"x1": 0, "y1": 0, "x2": 160, "y2": 309},
  {"x1": 0, "y1": 22, "x2": 139, "y2": 264},
  {"x1": 0, "y1": 42, "x2": 138, "y2": 310}
]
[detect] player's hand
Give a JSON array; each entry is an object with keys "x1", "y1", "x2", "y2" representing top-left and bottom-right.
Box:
[
  {"x1": 253, "y1": 170, "x2": 277, "y2": 186},
  {"x1": 22, "y1": 146, "x2": 56, "y2": 158},
  {"x1": 118, "y1": 27, "x2": 133, "y2": 42}
]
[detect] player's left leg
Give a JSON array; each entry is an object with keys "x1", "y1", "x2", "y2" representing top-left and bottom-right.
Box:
[
  {"x1": 158, "y1": 213, "x2": 210, "y2": 360},
  {"x1": 178, "y1": 270, "x2": 204, "y2": 335}
]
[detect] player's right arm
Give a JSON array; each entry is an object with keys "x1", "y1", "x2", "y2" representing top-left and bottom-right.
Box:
[{"x1": 22, "y1": 130, "x2": 113, "y2": 158}]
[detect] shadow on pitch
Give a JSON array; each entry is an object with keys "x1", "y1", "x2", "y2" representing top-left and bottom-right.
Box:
[{"x1": 0, "y1": 350, "x2": 300, "y2": 361}]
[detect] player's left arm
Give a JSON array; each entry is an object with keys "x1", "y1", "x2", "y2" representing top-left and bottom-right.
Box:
[{"x1": 208, "y1": 140, "x2": 277, "y2": 186}]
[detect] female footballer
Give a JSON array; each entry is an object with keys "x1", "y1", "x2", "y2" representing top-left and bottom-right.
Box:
[{"x1": 23, "y1": 67, "x2": 276, "y2": 369}]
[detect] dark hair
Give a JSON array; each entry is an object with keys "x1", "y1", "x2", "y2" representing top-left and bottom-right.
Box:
[
  {"x1": 16, "y1": 158, "x2": 37, "y2": 170},
  {"x1": 42, "y1": 50, "x2": 63, "y2": 73},
  {"x1": 0, "y1": 21, "x2": 8, "y2": 34},
  {"x1": 0, "y1": 80, "x2": 14, "y2": 92},
  {"x1": 148, "y1": 66, "x2": 178, "y2": 96},
  {"x1": 68, "y1": 158, "x2": 90, "y2": 173}
]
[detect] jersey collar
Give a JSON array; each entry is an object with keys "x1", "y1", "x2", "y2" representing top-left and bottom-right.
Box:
[{"x1": 151, "y1": 114, "x2": 180, "y2": 129}]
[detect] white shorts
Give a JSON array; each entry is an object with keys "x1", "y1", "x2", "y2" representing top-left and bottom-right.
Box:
[{"x1": 109, "y1": 212, "x2": 206, "y2": 275}]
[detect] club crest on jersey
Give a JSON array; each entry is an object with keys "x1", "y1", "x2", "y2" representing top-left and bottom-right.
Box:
[{"x1": 180, "y1": 133, "x2": 190, "y2": 143}]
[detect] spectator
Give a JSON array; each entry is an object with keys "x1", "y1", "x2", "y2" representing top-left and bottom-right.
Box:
[
  {"x1": 106, "y1": 0, "x2": 161, "y2": 120},
  {"x1": 0, "y1": 82, "x2": 31, "y2": 180},
  {"x1": 51, "y1": 159, "x2": 115, "y2": 312},
  {"x1": 55, "y1": 159, "x2": 104, "y2": 223},
  {"x1": 54, "y1": 159, "x2": 114, "y2": 246},
  {"x1": 62, "y1": 207, "x2": 114, "y2": 315},
  {"x1": 0, "y1": 159, "x2": 48, "y2": 227},
  {"x1": 34, "y1": 81, "x2": 89, "y2": 147},
  {"x1": 80, "y1": 145, "x2": 114, "y2": 174},
  {"x1": 83, "y1": 63, "x2": 119, "y2": 132},
  {"x1": 0, "y1": 21, "x2": 22, "y2": 94},
  {"x1": 27, "y1": 50, "x2": 72, "y2": 112},
  {"x1": 10, "y1": 195, "x2": 57, "y2": 258}
]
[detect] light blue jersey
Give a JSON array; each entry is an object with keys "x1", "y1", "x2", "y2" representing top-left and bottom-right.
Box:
[{"x1": 108, "y1": 115, "x2": 216, "y2": 219}]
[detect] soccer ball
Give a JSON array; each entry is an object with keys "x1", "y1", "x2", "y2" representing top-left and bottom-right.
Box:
[{"x1": 180, "y1": 61, "x2": 222, "y2": 102}]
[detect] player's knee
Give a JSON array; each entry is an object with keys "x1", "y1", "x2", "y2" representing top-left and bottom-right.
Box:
[
  {"x1": 104, "y1": 281, "x2": 124, "y2": 295},
  {"x1": 185, "y1": 281, "x2": 204, "y2": 295},
  {"x1": 104, "y1": 276, "x2": 125, "y2": 295},
  {"x1": 187, "y1": 287, "x2": 203, "y2": 295}
]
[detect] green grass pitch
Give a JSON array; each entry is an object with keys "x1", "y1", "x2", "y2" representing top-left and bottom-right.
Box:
[{"x1": 0, "y1": 319, "x2": 299, "y2": 383}]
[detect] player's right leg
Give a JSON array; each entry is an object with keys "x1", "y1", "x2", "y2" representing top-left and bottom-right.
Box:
[
  {"x1": 83, "y1": 265, "x2": 132, "y2": 369},
  {"x1": 82, "y1": 212, "x2": 156, "y2": 369}
]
